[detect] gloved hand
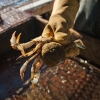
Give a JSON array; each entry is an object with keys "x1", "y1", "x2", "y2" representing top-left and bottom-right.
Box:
[
  {"x1": 42, "y1": 0, "x2": 79, "y2": 44},
  {"x1": 41, "y1": 0, "x2": 85, "y2": 66}
]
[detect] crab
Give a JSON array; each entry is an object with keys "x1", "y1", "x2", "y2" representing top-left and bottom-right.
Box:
[
  {"x1": 10, "y1": 30, "x2": 85, "y2": 88},
  {"x1": 10, "y1": 0, "x2": 85, "y2": 88}
]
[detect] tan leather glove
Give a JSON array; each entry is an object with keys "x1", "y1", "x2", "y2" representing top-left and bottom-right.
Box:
[
  {"x1": 41, "y1": 0, "x2": 85, "y2": 66},
  {"x1": 42, "y1": 0, "x2": 79, "y2": 44}
]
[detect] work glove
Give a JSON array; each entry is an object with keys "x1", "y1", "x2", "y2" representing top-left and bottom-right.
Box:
[{"x1": 41, "y1": 0, "x2": 85, "y2": 66}]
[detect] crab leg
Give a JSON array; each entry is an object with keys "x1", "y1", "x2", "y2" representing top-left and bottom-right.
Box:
[
  {"x1": 26, "y1": 43, "x2": 42, "y2": 56},
  {"x1": 19, "y1": 36, "x2": 44, "y2": 50},
  {"x1": 10, "y1": 31, "x2": 53, "y2": 57},
  {"x1": 18, "y1": 36, "x2": 53, "y2": 57},
  {"x1": 31, "y1": 56, "x2": 43, "y2": 89},
  {"x1": 20, "y1": 36, "x2": 53, "y2": 50},
  {"x1": 20, "y1": 51, "x2": 40, "y2": 81},
  {"x1": 31, "y1": 66, "x2": 35, "y2": 89},
  {"x1": 31, "y1": 56, "x2": 40, "y2": 89},
  {"x1": 17, "y1": 43, "x2": 42, "y2": 60},
  {"x1": 35, "y1": 58, "x2": 43, "y2": 71}
]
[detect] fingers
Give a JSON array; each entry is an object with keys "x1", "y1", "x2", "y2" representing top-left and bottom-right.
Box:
[
  {"x1": 42, "y1": 24, "x2": 54, "y2": 38},
  {"x1": 54, "y1": 32, "x2": 70, "y2": 45},
  {"x1": 22, "y1": 43, "x2": 42, "y2": 57}
]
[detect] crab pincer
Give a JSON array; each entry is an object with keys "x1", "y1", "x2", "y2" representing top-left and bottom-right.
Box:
[{"x1": 10, "y1": 31, "x2": 27, "y2": 57}]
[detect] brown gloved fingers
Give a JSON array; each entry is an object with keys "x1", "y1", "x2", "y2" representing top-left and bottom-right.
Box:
[
  {"x1": 54, "y1": 32, "x2": 70, "y2": 45},
  {"x1": 42, "y1": 24, "x2": 54, "y2": 38},
  {"x1": 41, "y1": 42, "x2": 66, "y2": 67},
  {"x1": 54, "y1": 28, "x2": 83, "y2": 45}
]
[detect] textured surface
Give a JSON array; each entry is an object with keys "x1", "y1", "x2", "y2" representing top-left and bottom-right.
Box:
[
  {"x1": 0, "y1": 7, "x2": 32, "y2": 34},
  {"x1": 16, "y1": 58, "x2": 100, "y2": 100},
  {"x1": 0, "y1": 49, "x2": 100, "y2": 100},
  {"x1": 0, "y1": 0, "x2": 38, "y2": 9},
  {"x1": 12, "y1": 59, "x2": 100, "y2": 100}
]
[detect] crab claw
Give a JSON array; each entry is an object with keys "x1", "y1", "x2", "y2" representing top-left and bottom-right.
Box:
[
  {"x1": 10, "y1": 31, "x2": 27, "y2": 56},
  {"x1": 10, "y1": 31, "x2": 22, "y2": 49},
  {"x1": 16, "y1": 33, "x2": 22, "y2": 44},
  {"x1": 10, "y1": 31, "x2": 17, "y2": 49}
]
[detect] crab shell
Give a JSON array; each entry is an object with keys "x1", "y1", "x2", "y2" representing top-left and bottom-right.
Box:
[{"x1": 41, "y1": 42, "x2": 66, "y2": 67}]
